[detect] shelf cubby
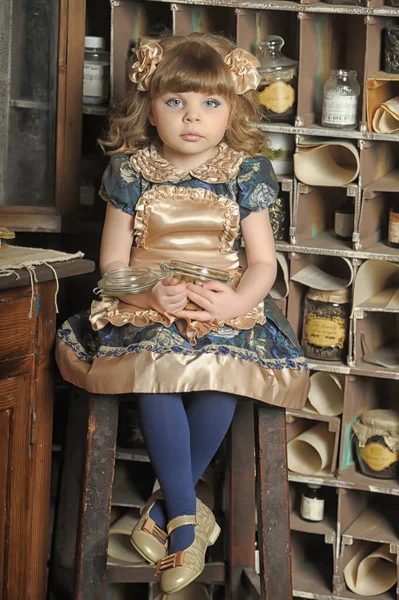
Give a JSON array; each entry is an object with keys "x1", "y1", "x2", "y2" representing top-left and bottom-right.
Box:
[
  {"x1": 362, "y1": 141, "x2": 399, "y2": 192},
  {"x1": 173, "y1": 4, "x2": 237, "y2": 39},
  {"x1": 110, "y1": 0, "x2": 173, "y2": 104},
  {"x1": 297, "y1": 13, "x2": 366, "y2": 128},
  {"x1": 351, "y1": 311, "x2": 399, "y2": 373},
  {"x1": 293, "y1": 183, "x2": 358, "y2": 250},
  {"x1": 291, "y1": 531, "x2": 335, "y2": 597},
  {"x1": 289, "y1": 481, "x2": 338, "y2": 540}
]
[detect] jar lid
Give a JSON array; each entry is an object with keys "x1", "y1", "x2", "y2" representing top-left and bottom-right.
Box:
[
  {"x1": 160, "y1": 260, "x2": 235, "y2": 285},
  {"x1": 329, "y1": 69, "x2": 357, "y2": 79},
  {"x1": 97, "y1": 266, "x2": 159, "y2": 295},
  {"x1": 258, "y1": 35, "x2": 298, "y2": 71},
  {"x1": 85, "y1": 36, "x2": 106, "y2": 50},
  {"x1": 307, "y1": 287, "x2": 351, "y2": 304},
  {"x1": 360, "y1": 409, "x2": 399, "y2": 430}
]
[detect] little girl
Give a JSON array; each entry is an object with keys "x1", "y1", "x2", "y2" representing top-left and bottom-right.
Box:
[{"x1": 56, "y1": 32, "x2": 309, "y2": 594}]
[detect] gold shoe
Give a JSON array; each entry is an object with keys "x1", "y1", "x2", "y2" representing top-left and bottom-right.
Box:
[
  {"x1": 130, "y1": 490, "x2": 168, "y2": 564},
  {"x1": 156, "y1": 498, "x2": 221, "y2": 594}
]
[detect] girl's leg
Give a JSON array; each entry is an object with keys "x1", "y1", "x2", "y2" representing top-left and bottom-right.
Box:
[
  {"x1": 138, "y1": 393, "x2": 196, "y2": 553},
  {"x1": 186, "y1": 391, "x2": 237, "y2": 484}
]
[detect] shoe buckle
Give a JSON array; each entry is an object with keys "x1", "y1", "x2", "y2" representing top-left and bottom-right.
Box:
[
  {"x1": 155, "y1": 551, "x2": 184, "y2": 575},
  {"x1": 143, "y1": 518, "x2": 168, "y2": 547}
]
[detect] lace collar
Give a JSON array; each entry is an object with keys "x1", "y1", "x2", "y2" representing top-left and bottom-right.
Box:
[{"x1": 130, "y1": 142, "x2": 248, "y2": 184}]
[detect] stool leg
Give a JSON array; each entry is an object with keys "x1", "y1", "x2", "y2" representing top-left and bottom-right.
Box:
[
  {"x1": 74, "y1": 394, "x2": 119, "y2": 600},
  {"x1": 255, "y1": 403, "x2": 292, "y2": 600},
  {"x1": 228, "y1": 401, "x2": 256, "y2": 599}
]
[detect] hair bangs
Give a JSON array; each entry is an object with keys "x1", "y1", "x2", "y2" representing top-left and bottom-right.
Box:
[{"x1": 151, "y1": 41, "x2": 236, "y2": 99}]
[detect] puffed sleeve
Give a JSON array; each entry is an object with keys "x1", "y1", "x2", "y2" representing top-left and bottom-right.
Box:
[
  {"x1": 237, "y1": 156, "x2": 279, "y2": 220},
  {"x1": 99, "y1": 154, "x2": 141, "y2": 216}
]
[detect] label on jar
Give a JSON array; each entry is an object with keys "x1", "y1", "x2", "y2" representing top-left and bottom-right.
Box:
[
  {"x1": 322, "y1": 95, "x2": 357, "y2": 126},
  {"x1": 335, "y1": 212, "x2": 354, "y2": 238},
  {"x1": 300, "y1": 496, "x2": 325, "y2": 521},
  {"x1": 83, "y1": 64, "x2": 108, "y2": 98},
  {"x1": 388, "y1": 211, "x2": 399, "y2": 244},
  {"x1": 360, "y1": 443, "x2": 399, "y2": 472},
  {"x1": 304, "y1": 315, "x2": 346, "y2": 349},
  {"x1": 258, "y1": 81, "x2": 295, "y2": 114}
]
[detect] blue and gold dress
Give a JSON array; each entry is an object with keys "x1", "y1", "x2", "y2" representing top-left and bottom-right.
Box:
[{"x1": 56, "y1": 143, "x2": 309, "y2": 408}]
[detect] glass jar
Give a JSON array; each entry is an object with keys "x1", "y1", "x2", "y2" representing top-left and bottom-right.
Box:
[
  {"x1": 269, "y1": 195, "x2": 289, "y2": 241},
  {"x1": 302, "y1": 288, "x2": 350, "y2": 361},
  {"x1": 160, "y1": 260, "x2": 235, "y2": 310},
  {"x1": 353, "y1": 409, "x2": 399, "y2": 479},
  {"x1": 384, "y1": 27, "x2": 399, "y2": 74},
  {"x1": 258, "y1": 36, "x2": 298, "y2": 125},
  {"x1": 95, "y1": 266, "x2": 160, "y2": 296},
  {"x1": 83, "y1": 36, "x2": 110, "y2": 105},
  {"x1": 321, "y1": 70, "x2": 360, "y2": 130}
]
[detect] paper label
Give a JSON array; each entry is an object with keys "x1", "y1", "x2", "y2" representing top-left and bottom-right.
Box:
[
  {"x1": 304, "y1": 315, "x2": 346, "y2": 349},
  {"x1": 258, "y1": 81, "x2": 295, "y2": 114},
  {"x1": 83, "y1": 64, "x2": 108, "y2": 98},
  {"x1": 300, "y1": 496, "x2": 325, "y2": 521},
  {"x1": 388, "y1": 211, "x2": 399, "y2": 244},
  {"x1": 322, "y1": 95, "x2": 357, "y2": 126},
  {"x1": 335, "y1": 212, "x2": 354, "y2": 238},
  {"x1": 360, "y1": 443, "x2": 399, "y2": 472}
]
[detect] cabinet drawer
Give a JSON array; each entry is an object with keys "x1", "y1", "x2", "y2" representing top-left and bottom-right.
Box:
[{"x1": 0, "y1": 297, "x2": 34, "y2": 362}]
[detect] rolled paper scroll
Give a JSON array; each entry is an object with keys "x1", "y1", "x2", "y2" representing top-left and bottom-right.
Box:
[
  {"x1": 373, "y1": 96, "x2": 399, "y2": 133},
  {"x1": 344, "y1": 544, "x2": 397, "y2": 596},
  {"x1": 306, "y1": 372, "x2": 344, "y2": 416},
  {"x1": 287, "y1": 422, "x2": 335, "y2": 475},
  {"x1": 294, "y1": 138, "x2": 360, "y2": 187},
  {"x1": 107, "y1": 509, "x2": 145, "y2": 564}
]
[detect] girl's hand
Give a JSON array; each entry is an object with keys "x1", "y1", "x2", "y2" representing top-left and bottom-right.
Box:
[
  {"x1": 176, "y1": 281, "x2": 245, "y2": 322},
  {"x1": 151, "y1": 278, "x2": 188, "y2": 314}
]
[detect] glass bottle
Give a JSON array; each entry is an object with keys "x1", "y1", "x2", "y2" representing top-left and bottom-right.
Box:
[
  {"x1": 258, "y1": 36, "x2": 298, "y2": 125},
  {"x1": 300, "y1": 484, "x2": 325, "y2": 522},
  {"x1": 302, "y1": 288, "x2": 350, "y2": 362},
  {"x1": 385, "y1": 27, "x2": 399, "y2": 73},
  {"x1": 334, "y1": 198, "x2": 355, "y2": 241},
  {"x1": 83, "y1": 36, "x2": 110, "y2": 105},
  {"x1": 321, "y1": 70, "x2": 360, "y2": 130},
  {"x1": 388, "y1": 197, "x2": 399, "y2": 249}
]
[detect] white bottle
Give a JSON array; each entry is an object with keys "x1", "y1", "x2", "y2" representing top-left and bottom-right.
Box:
[{"x1": 83, "y1": 36, "x2": 110, "y2": 105}]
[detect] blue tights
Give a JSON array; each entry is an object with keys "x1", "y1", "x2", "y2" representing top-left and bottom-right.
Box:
[{"x1": 138, "y1": 391, "x2": 237, "y2": 554}]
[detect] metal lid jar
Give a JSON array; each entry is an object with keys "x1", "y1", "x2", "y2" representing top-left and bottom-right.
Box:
[
  {"x1": 321, "y1": 70, "x2": 360, "y2": 130},
  {"x1": 353, "y1": 409, "x2": 399, "y2": 479},
  {"x1": 302, "y1": 288, "x2": 350, "y2": 361}
]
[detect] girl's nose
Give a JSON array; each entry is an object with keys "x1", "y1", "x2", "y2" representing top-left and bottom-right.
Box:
[{"x1": 183, "y1": 110, "x2": 200, "y2": 123}]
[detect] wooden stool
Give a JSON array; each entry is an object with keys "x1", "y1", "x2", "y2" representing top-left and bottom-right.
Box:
[{"x1": 50, "y1": 392, "x2": 292, "y2": 600}]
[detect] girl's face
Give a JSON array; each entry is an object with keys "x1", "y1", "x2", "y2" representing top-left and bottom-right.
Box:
[{"x1": 149, "y1": 91, "x2": 230, "y2": 164}]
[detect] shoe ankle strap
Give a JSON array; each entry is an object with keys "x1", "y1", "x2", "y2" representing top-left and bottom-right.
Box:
[{"x1": 167, "y1": 514, "x2": 197, "y2": 534}]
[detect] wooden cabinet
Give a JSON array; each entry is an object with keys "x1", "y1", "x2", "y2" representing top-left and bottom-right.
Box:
[{"x1": 0, "y1": 260, "x2": 94, "y2": 600}]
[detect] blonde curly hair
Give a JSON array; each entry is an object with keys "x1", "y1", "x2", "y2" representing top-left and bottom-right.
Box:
[{"x1": 99, "y1": 32, "x2": 267, "y2": 157}]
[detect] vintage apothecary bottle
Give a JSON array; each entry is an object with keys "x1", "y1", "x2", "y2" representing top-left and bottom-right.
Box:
[
  {"x1": 321, "y1": 70, "x2": 360, "y2": 130},
  {"x1": 300, "y1": 484, "x2": 325, "y2": 522},
  {"x1": 269, "y1": 195, "x2": 289, "y2": 241},
  {"x1": 83, "y1": 36, "x2": 110, "y2": 105},
  {"x1": 302, "y1": 288, "x2": 350, "y2": 361},
  {"x1": 384, "y1": 27, "x2": 399, "y2": 73},
  {"x1": 334, "y1": 198, "x2": 355, "y2": 241},
  {"x1": 258, "y1": 36, "x2": 298, "y2": 124},
  {"x1": 353, "y1": 410, "x2": 399, "y2": 479},
  {"x1": 388, "y1": 197, "x2": 399, "y2": 248}
]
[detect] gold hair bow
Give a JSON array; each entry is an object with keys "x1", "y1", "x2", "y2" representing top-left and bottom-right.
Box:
[
  {"x1": 129, "y1": 40, "x2": 164, "y2": 91},
  {"x1": 224, "y1": 49, "x2": 261, "y2": 95}
]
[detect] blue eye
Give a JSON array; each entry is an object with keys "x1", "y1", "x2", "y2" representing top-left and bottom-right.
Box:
[
  {"x1": 166, "y1": 98, "x2": 183, "y2": 107},
  {"x1": 204, "y1": 99, "x2": 221, "y2": 108}
]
